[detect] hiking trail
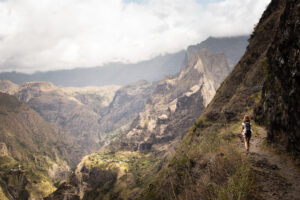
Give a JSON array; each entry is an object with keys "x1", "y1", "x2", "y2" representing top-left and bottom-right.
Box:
[{"x1": 239, "y1": 127, "x2": 300, "y2": 200}]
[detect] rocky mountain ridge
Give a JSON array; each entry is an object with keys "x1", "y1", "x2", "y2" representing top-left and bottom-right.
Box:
[
  {"x1": 0, "y1": 36, "x2": 248, "y2": 87},
  {"x1": 188, "y1": 35, "x2": 249, "y2": 69},
  {"x1": 111, "y1": 48, "x2": 231, "y2": 157}
]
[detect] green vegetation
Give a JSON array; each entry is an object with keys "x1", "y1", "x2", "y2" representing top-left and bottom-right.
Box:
[
  {"x1": 0, "y1": 152, "x2": 64, "y2": 198},
  {"x1": 0, "y1": 93, "x2": 72, "y2": 199},
  {"x1": 81, "y1": 150, "x2": 160, "y2": 199}
]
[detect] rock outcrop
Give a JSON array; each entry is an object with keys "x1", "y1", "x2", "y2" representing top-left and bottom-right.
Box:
[
  {"x1": 112, "y1": 48, "x2": 231, "y2": 158},
  {"x1": 255, "y1": 0, "x2": 300, "y2": 155}
]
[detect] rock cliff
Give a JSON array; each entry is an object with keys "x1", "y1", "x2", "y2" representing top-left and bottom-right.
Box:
[
  {"x1": 255, "y1": 0, "x2": 300, "y2": 155},
  {"x1": 112, "y1": 48, "x2": 231, "y2": 158}
]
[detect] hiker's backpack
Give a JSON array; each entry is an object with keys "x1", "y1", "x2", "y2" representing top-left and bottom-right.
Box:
[{"x1": 244, "y1": 122, "x2": 251, "y2": 137}]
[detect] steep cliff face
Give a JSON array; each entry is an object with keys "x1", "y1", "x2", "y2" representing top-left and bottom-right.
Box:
[
  {"x1": 112, "y1": 48, "x2": 231, "y2": 157},
  {"x1": 255, "y1": 0, "x2": 300, "y2": 155},
  {"x1": 0, "y1": 93, "x2": 75, "y2": 199},
  {"x1": 142, "y1": 0, "x2": 300, "y2": 199}
]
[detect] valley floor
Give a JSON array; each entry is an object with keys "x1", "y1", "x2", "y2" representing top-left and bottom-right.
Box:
[{"x1": 240, "y1": 128, "x2": 300, "y2": 200}]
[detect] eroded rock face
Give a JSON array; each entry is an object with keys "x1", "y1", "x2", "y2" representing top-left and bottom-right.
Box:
[
  {"x1": 111, "y1": 48, "x2": 231, "y2": 158},
  {"x1": 255, "y1": 0, "x2": 300, "y2": 155}
]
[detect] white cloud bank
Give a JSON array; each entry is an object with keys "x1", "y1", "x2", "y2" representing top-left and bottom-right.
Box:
[{"x1": 0, "y1": 0, "x2": 270, "y2": 73}]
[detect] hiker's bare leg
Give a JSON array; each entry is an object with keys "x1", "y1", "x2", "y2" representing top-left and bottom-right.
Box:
[{"x1": 244, "y1": 137, "x2": 249, "y2": 151}]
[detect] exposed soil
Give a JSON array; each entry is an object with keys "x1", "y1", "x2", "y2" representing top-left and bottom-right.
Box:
[{"x1": 239, "y1": 127, "x2": 300, "y2": 200}]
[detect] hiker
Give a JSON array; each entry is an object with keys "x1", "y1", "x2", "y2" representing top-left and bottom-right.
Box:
[{"x1": 241, "y1": 115, "x2": 252, "y2": 152}]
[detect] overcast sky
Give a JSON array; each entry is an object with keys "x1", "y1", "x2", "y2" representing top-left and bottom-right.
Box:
[{"x1": 0, "y1": 0, "x2": 270, "y2": 73}]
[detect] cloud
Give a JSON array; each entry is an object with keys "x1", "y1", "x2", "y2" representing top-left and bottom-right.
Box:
[{"x1": 0, "y1": 0, "x2": 270, "y2": 73}]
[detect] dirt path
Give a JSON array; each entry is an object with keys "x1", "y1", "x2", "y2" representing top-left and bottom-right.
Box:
[{"x1": 240, "y1": 127, "x2": 300, "y2": 200}]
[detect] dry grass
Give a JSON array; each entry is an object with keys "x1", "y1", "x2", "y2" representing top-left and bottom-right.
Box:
[{"x1": 142, "y1": 121, "x2": 256, "y2": 200}]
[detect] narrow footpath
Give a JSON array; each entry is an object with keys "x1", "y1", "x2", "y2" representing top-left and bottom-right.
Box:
[{"x1": 240, "y1": 127, "x2": 300, "y2": 200}]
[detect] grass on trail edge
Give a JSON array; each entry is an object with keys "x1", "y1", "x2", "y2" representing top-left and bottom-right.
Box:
[{"x1": 143, "y1": 120, "x2": 257, "y2": 200}]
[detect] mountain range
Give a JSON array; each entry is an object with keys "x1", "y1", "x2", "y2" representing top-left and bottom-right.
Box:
[{"x1": 0, "y1": 36, "x2": 249, "y2": 87}]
